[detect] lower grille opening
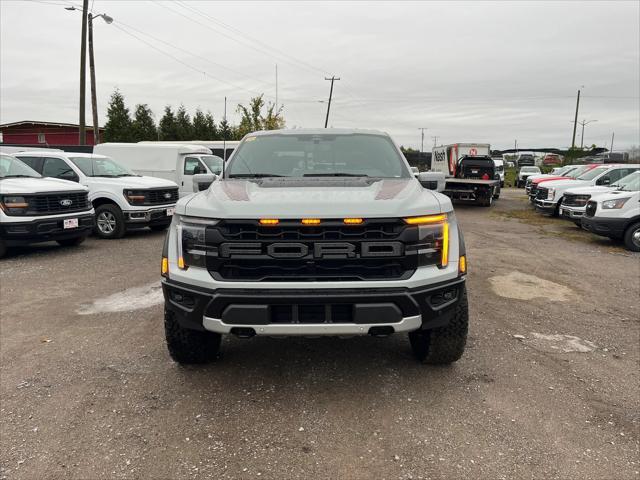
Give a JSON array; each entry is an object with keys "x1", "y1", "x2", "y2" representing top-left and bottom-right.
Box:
[{"x1": 270, "y1": 304, "x2": 355, "y2": 323}]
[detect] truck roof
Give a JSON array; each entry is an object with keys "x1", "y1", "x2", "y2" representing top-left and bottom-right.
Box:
[{"x1": 246, "y1": 128, "x2": 390, "y2": 137}]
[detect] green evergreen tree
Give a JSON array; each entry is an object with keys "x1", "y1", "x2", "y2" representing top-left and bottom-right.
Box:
[
  {"x1": 103, "y1": 89, "x2": 133, "y2": 142},
  {"x1": 218, "y1": 117, "x2": 232, "y2": 141},
  {"x1": 204, "y1": 112, "x2": 218, "y2": 140},
  {"x1": 192, "y1": 108, "x2": 209, "y2": 139},
  {"x1": 159, "y1": 106, "x2": 178, "y2": 141},
  {"x1": 131, "y1": 104, "x2": 157, "y2": 141},
  {"x1": 176, "y1": 105, "x2": 193, "y2": 141}
]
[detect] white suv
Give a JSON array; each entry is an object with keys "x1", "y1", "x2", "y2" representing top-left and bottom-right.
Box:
[
  {"x1": 581, "y1": 173, "x2": 640, "y2": 251},
  {"x1": 15, "y1": 151, "x2": 179, "y2": 239},
  {"x1": 0, "y1": 153, "x2": 94, "y2": 258}
]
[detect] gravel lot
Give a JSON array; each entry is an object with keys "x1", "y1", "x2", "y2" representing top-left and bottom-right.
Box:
[{"x1": 1, "y1": 188, "x2": 639, "y2": 480}]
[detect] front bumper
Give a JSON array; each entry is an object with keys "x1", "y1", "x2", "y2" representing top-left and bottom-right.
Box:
[
  {"x1": 534, "y1": 199, "x2": 557, "y2": 213},
  {"x1": 125, "y1": 206, "x2": 175, "y2": 226},
  {"x1": 560, "y1": 205, "x2": 586, "y2": 220},
  {"x1": 0, "y1": 212, "x2": 94, "y2": 246},
  {"x1": 581, "y1": 216, "x2": 628, "y2": 239},
  {"x1": 162, "y1": 276, "x2": 466, "y2": 336}
]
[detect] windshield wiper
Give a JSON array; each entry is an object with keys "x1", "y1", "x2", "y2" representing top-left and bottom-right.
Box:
[
  {"x1": 115, "y1": 174, "x2": 138, "y2": 177},
  {"x1": 303, "y1": 173, "x2": 369, "y2": 177},
  {"x1": 91, "y1": 174, "x2": 119, "y2": 177},
  {"x1": 228, "y1": 173, "x2": 285, "y2": 178}
]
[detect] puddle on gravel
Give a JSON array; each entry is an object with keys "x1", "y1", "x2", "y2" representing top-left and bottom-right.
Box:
[
  {"x1": 78, "y1": 282, "x2": 163, "y2": 315},
  {"x1": 521, "y1": 333, "x2": 597, "y2": 353},
  {"x1": 489, "y1": 271, "x2": 572, "y2": 301}
]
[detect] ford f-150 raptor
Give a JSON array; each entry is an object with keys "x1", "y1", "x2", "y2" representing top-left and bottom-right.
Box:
[{"x1": 161, "y1": 129, "x2": 468, "y2": 365}]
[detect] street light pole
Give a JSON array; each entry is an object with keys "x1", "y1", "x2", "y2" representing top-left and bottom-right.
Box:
[
  {"x1": 78, "y1": 0, "x2": 89, "y2": 145},
  {"x1": 418, "y1": 128, "x2": 427, "y2": 153}
]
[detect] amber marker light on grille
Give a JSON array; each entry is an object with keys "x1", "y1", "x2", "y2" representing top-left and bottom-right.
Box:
[
  {"x1": 301, "y1": 218, "x2": 321, "y2": 225},
  {"x1": 459, "y1": 255, "x2": 467, "y2": 274},
  {"x1": 343, "y1": 218, "x2": 363, "y2": 225},
  {"x1": 403, "y1": 214, "x2": 447, "y2": 225},
  {"x1": 177, "y1": 256, "x2": 186, "y2": 269},
  {"x1": 259, "y1": 218, "x2": 279, "y2": 226},
  {"x1": 161, "y1": 257, "x2": 169, "y2": 277}
]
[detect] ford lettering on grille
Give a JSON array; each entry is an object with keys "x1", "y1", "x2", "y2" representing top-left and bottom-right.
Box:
[{"x1": 219, "y1": 241, "x2": 404, "y2": 259}]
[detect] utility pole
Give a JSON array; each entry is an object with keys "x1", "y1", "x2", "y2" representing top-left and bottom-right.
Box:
[
  {"x1": 78, "y1": 0, "x2": 89, "y2": 145},
  {"x1": 324, "y1": 76, "x2": 340, "y2": 128},
  {"x1": 418, "y1": 128, "x2": 428, "y2": 153},
  {"x1": 88, "y1": 14, "x2": 99, "y2": 145},
  {"x1": 610, "y1": 132, "x2": 615, "y2": 154},
  {"x1": 571, "y1": 88, "x2": 581, "y2": 149},
  {"x1": 223, "y1": 96, "x2": 227, "y2": 161},
  {"x1": 577, "y1": 119, "x2": 597, "y2": 149},
  {"x1": 275, "y1": 64, "x2": 278, "y2": 111},
  {"x1": 431, "y1": 135, "x2": 439, "y2": 147}
]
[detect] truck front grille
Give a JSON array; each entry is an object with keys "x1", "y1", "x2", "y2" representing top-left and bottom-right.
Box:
[
  {"x1": 26, "y1": 191, "x2": 90, "y2": 216},
  {"x1": 563, "y1": 194, "x2": 591, "y2": 207},
  {"x1": 144, "y1": 188, "x2": 179, "y2": 205},
  {"x1": 536, "y1": 187, "x2": 548, "y2": 200},
  {"x1": 585, "y1": 201, "x2": 597, "y2": 217},
  {"x1": 204, "y1": 219, "x2": 422, "y2": 281}
]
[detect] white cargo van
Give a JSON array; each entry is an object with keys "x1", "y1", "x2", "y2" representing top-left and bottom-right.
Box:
[{"x1": 94, "y1": 143, "x2": 224, "y2": 197}]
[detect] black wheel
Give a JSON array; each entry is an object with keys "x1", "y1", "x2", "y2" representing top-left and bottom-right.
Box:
[
  {"x1": 493, "y1": 184, "x2": 501, "y2": 199},
  {"x1": 94, "y1": 204, "x2": 125, "y2": 239},
  {"x1": 164, "y1": 308, "x2": 221, "y2": 364},
  {"x1": 500, "y1": 181, "x2": 505, "y2": 188},
  {"x1": 623, "y1": 222, "x2": 640, "y2": 252},
  {"x1": 480, "y1": 193, "x2": 493, "y2": 207},
  {"x1": 409, "y1": 284, "x2": 468, "y2": 364},
  {"x1": 56, "y1": 235, "x2": 87, "y2": 247},
  {"x1": 573, "y1": 221, "x2": 582, "y2": 228},
  {"x1": 150, "y1": 223, "x2": 170, "y2": 232},
  {"x1": 0, "y1": 240, "x2": 6, "y2": 259}
]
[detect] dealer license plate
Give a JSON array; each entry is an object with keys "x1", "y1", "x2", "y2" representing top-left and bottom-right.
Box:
[
  {"x1": 63, "y1": 218, "x2": 79, "y2": 229},
  {"x1": 166, "y1": 208, "x2": 175, "y2": 216}
]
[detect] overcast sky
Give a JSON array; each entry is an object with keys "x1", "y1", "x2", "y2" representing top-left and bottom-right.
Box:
[{"x1": 1, "y1": 0, "x2": 639, "y2": 150}]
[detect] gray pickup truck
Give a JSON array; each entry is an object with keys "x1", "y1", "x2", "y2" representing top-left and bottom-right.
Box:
[{"x1": 161, "y1": 129, "x2": 469, "y2": 365}]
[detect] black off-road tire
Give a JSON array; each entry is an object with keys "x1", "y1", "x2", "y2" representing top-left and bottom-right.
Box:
[
  {"x1": 56, "y1": 235, "x2": 87, "y2": 247},
  {"x1": 150, "y1": 223, "x2": 170, "y2": 232},
  {"x1": 623, "y1": 222, "x2": 640, "y2": 252},
  {"x1": 94, "y1": 203, "x2": 126, "y2": 239},
  {"x1": 0, "y1": 240, "x2": 6, "y2": 259},
  {"x1": 493, "y1": 184, "x2": 501, "y2": 199},
  {"x1": 409, "y1": 285, "x2": 469, "y2": 365},
  {"x1": 164, "y1": 308, "x2": 221, "y2": 364},
  {"x1": 480, "y1": 193, "x2": 493, "y2": 207}
]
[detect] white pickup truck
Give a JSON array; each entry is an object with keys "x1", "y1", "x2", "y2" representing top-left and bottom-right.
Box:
[
  {"x1": 561, "y1": 171, "x2": 640, "y2": 226},
  {"x1": 581, "y1": 172, "x2": 640, "y2": 251},
  {"x1": 0, "y1": 153, "x2": 94, "y2": 257},
  {"x1": 161, "y1": 129, "x2": 468, "y2": 365},
  {"x1": 14, "y1": 151, "x2": 178, "y2": 239},
  {"x1": 534, "y1": 164, "x2": 639, "y2": 216}
]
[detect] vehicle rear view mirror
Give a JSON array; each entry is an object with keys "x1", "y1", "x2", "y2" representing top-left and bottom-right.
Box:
[
  {"x1": 193, "y1": 173, "x2": 217, "y2": 192},
  {"x1": 418, "y1": 172, "x2": 446, "y2": 192}
]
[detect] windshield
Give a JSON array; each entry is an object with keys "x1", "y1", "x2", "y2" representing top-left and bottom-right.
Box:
[
  {"x1": 521, "y1": 167, "x2": 540, "y2": 173},
  {"x1": 226, "y1": 133, "x2": 410, "y2": 179},
  {"x1": 567, "y1": 166, "x2": 591, "y2": 178},
  {"x1": 200, "y1": 155, "x2": 224, "y2": 174},
  {"x1": 615, "y1": 171, "x2": 640, "y2": 191},
  {"x1": 69, "y1": 156, "x2": 136, "y2": 177},
  {"x1": 0, "y1": 154, "x2": 41, "y2": 178},
  {"x1": 577, "y1": 167, "x2": 609, "y2": 181}
]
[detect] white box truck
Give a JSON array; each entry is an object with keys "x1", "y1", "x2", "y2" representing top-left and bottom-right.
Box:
[
  {"x1": 94, "y1": 143, "x2": 224, "y2": 197},
  {"x1": 138, "y1": 140, "x2": 240, "y2": 163},
  {"x1": 431, "y1": 143, "x2": 500, "y2": 206}
]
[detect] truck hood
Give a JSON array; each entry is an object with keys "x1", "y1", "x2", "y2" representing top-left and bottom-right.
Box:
[
  {"x1": 590, "y1": 190, "x2": 639, "y2": 203},
  {"x1": 0, "y1": 176, "x2": 88, "y2": 195},
  {"x1": 565, "y1": 185, "x2": 612, "y2": 196},
  {"x1": 84, "y1": 175, "x2": 177, "y2": 189},
  {"x1": 540, "y1": 179, "x2": 588, "y2": 190},
  {"x1": 533, "y1": 175, "x2": 569, "y2": 184},
  {"x1": 180, "y1": 178, "x2": 450, "y2": 218}
]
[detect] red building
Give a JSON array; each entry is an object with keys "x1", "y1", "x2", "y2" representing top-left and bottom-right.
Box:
[{"x1": 0, "y1": 120, "x2": 104, "y2": 147}]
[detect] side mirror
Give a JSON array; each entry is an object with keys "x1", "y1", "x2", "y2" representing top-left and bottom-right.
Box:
[
  {"x1": 60, "y1": 172, "x2": 79, "y2": 182},
  {"x1": 193, "y1": 164, "x2": 207, "y2": 175},
  {"x1": 418, "y1": 172, "x2": 446, "y2": 192},
  {"x1": 193, "y1": 173, "x2": 217, "y2": 192}
]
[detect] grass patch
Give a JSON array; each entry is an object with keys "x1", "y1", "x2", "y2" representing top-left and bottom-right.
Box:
[{"x1": 491, "y1": 208, "x2": 557, "y2": 226}]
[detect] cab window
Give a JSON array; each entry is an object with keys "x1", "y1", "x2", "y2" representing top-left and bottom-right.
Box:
[
  {"x1": 184, "y1": 157, "x2": 206, "y2": 175},
  {"x1": 42, "y1": 157, "x2": 78, "y2": 181}
]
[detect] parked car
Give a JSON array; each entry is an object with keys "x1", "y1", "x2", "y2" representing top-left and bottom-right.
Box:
[
  {"x1": 492, "y1": 157, "x2": 505, "y2": 187},
  {"x1": 534, "y1": 164, "x2": 639, "y2": 216},
  {"x1": 561, "y1": 171, "x2": 640, "y2": 226},
  {"x1": 14, "y1": 151, "x2": 178, "y2": 239},
  {"x1": 526, "y1": 165, "x2": 598, "y2": 202},
  {"x1": 516, "y1": 166, "x2": 541, "y2": 187},
  {"x1": 581, "y1": 174, "x2": 640, "y2": 251},
  {"x1": 0, "y1": 153, "x2": 94, "y2": 258},
  {"x1": 94, "y1": 143, "x2": 223, "y2": 197}
]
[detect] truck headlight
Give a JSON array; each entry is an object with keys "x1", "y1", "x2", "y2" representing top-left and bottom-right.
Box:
[
  {"x1": 124, "y1": 189, "x2": 147, "y2": 205},
  {"x1": 0, "y1": 196, "x2": 29, "y2": 215},
  {"x1": 404, "y1": 214, "x2": 449, "y2": 268},
  {"x1": 547, "y1": 188, "x2": 555, "y2": 200},
  {"x1": 602, "y1": 197, "x2": 630, "y2": 209},
  {"x1": 177, "y1": 215, "x2": 219, "y2": 269}
]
